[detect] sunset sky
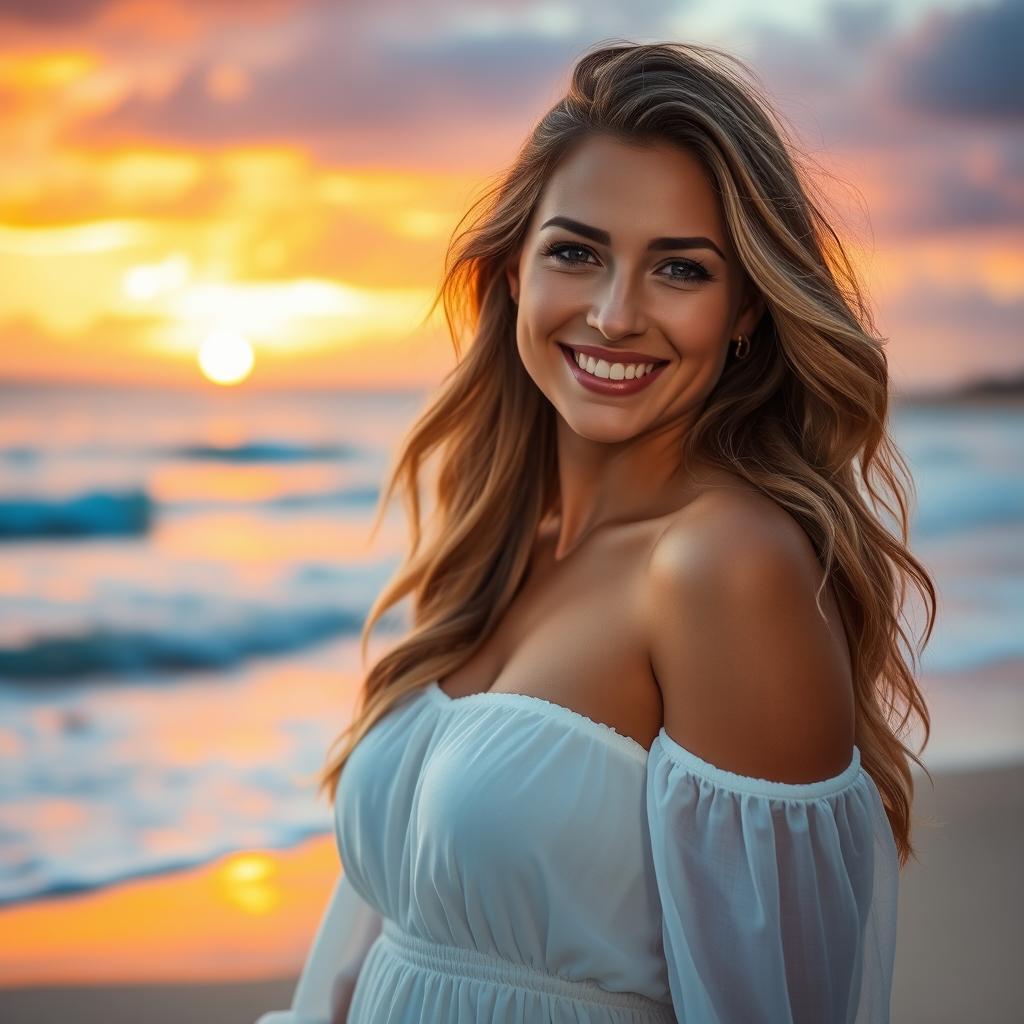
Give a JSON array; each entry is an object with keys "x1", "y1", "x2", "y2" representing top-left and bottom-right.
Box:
[{"x1": 0, "y1": 0, "x2": 1019, "y2": 392}]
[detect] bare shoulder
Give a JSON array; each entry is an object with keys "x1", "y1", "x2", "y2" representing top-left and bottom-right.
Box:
[
  {"x1": 651, "y1": 480, "x2": 829, "y2": 594},
  {"x1": 644, "y1": 481, "x2": 856, "y2": 783}
]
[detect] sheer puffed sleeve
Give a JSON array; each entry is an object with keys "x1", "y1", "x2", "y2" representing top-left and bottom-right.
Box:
[
  {"x1": 255, "y1": 869, "x2": 383, "y2": 1024},
  {"x1": 645, "y1": 729, "x2": 899, "y2": 1024}
]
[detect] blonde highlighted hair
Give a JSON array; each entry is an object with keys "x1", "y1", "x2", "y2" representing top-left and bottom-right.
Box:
[{"x1": 317, "y1": 40, "x2": 935, "y2": 868}]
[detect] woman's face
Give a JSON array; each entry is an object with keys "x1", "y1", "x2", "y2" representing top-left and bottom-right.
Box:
[{"x1": 507, "y1": 133, "x2": 764, "y2": 445}]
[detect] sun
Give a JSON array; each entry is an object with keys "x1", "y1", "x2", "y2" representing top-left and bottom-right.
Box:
[{"x1": 198, "y1": 330, "x2": 255, "y2": 385}]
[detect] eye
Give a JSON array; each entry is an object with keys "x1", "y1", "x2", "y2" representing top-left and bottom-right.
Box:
[
  {"x1": 660, "y1": 259, "x2": 713, "y2": 283},
  {"x1": 540, "y1": 242, "x2": 714, "y2": 283},
  {"x1": 541, "y1": 242, "x2": 597, "y2": 266}
]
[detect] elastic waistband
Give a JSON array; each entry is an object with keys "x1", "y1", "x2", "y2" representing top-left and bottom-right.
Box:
[{"x1": 379, "y1": 917, "x2": 675, "y2": 1019}]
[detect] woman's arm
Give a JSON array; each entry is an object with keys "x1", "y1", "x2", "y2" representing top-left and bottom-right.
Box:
[{"x1": 256, "y1": 870, "x2": 383, "y2": 1024}]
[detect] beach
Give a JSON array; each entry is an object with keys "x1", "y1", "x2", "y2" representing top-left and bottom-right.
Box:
[
  {"x1": 0, "y1": 978, "x2": 296, "y2": 1024},
  {"x1": 2, "y1": 760, "x2": 1021, "y2": 1023},
  {"x1": 1, "y1": 388, "x2": 1020, "y2": 1022},
  {"x1": 2, "y1": 665, "x2": 1022, "y2": 1024},
  {"x1": 0, "y1": 0, "x2": 1022, "y2": 1012},
  {"x1": 891, "y1": 759, "x2": 1024, "y2": 1023}
]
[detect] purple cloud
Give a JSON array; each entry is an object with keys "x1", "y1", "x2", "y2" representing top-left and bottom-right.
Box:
[
  {"x1": 891, "y1": 0, "x2": 1023, "y2": 122},
  {"x1": 0, "y1": 0, "x2": 109, "y2": 24}
]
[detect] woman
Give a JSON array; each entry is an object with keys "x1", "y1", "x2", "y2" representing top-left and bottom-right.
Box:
[{"x1": 259, "y1": 39, "x2": 934, "y2": 1024}]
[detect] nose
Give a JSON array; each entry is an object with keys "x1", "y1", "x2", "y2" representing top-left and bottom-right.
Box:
[{"x1": 585, "y1": 275, "x2": 647, "y2": 340}]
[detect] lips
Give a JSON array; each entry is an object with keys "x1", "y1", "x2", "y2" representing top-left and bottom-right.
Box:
[
  {"x1": 558, "y1": 341, "x2": 669, "y2": 394},
  {"x1": 559, "y1": 343, "x2": 669, "y2": 366}
]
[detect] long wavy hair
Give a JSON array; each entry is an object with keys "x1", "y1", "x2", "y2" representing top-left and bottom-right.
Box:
[{"x1": 317, "y1": 40, "x2": 936, "y2": 868}]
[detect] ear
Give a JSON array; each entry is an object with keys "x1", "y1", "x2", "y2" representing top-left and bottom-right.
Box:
[
  {"x1": 505, "y1": 255, "x2": 520, "y2": 306},
  {"x1": 734, "y1": 284, "x2": 765, "y2": 339}
]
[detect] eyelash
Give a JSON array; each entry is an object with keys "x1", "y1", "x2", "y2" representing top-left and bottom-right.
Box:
[{"x1": 540, "y1": 241, "x2": 714, "y2": 283}]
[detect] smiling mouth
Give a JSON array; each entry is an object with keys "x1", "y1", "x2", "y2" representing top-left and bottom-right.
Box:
[
  {"x1": 557, "y1": 343, "x2": 669, "y2": 368},
  {"x1": 557, "y1": 343, "x2": 671, "y2": 393}
]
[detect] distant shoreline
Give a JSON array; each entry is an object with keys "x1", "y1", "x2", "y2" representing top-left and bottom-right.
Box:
[
  {"x1": 0, "y1": 377, "x2": 432, "y2": 397},
  {"x1": 896, "y1": 371, "x2": 1024, "y2": 406},
  {"x1": 1, "y1": 374, "x2": 1023, "y2": 404}
]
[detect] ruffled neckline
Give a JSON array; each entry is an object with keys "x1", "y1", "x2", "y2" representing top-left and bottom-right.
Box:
[{"x1": 423, "y1": 680, "x2": 866, "y2": 798}]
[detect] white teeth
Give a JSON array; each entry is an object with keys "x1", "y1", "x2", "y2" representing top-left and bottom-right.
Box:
[{"x1": 573, "y1": 349, "x2": 655, "y2": 380}]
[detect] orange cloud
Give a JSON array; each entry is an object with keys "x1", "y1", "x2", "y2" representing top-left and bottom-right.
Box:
[{"x1": 0, "y1": 2, "x2": 1019, "y2": 392}]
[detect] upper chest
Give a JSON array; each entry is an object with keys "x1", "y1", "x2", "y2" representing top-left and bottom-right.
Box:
[
  {"x1": 436, "y1": 480, "x2": 852, "y2": 754},
  {"x1": 437, "y1": 513, "x2": 673, "y2": 751}
]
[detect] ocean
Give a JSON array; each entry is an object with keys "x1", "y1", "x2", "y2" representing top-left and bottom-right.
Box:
[{"x1": 0, "y1": 384, "x2": 1021, "y2": 908}]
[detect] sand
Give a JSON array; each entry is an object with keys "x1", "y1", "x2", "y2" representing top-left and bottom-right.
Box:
[
  {"x1": 890, "y1": 759, "x2": 1024, "y2": 1024},
  {"x1": 0, "y1": 977, "x2": 296, "y2": 1024}
]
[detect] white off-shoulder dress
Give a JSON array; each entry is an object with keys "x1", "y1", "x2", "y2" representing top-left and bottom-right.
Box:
[{"x1": 257, "y1": 679, "x2": 899, "y2": 1024}]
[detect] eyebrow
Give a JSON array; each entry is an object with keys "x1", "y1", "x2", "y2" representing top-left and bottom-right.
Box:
[{"x1": 539, "y1": 216, "x2": 726, "y2": 260}]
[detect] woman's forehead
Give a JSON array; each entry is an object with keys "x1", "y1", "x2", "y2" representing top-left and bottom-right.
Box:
[{"x1": 533, "y1": 136, "x2": 726, "y2": 248}]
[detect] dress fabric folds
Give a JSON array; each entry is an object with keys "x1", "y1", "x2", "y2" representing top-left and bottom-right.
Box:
[{"x1": 257, "y1": 680, "x2": 898, "y2": 1024}]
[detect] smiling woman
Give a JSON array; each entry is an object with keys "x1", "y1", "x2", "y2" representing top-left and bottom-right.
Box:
[
  {"x1": 258, "y1": 39, "x2": 935, "y2": 1024},
  {"x1": 506, "y1": 134, "x2": 762, "y2": 418}
]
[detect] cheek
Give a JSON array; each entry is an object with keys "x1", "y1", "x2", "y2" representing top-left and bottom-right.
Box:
[
  {"x1": 660, "y1": 293, "x2": 731, "y2": 354},
  {"x1": 521, "y1": 267, "x2": 580, "y2": 324}
]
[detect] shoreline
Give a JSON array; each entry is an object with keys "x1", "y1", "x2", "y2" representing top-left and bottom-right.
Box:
[{"x1": 0, "y1": 832, "x2": 343, "y2": 987}]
